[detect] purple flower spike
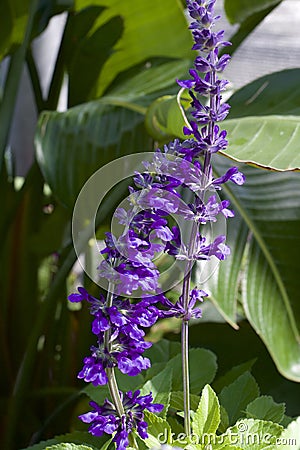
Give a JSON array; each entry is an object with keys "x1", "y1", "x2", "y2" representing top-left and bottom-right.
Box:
[{"x1": 79, "y1": 390, "x2": 164, "y2": 450}]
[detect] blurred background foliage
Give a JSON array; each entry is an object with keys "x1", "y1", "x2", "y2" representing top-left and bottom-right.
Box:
[{"x1": 1, "y1": 0, "x2": 300, "y2": 448}]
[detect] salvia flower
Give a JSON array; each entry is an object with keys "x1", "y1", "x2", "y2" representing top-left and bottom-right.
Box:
[
  {"x1": 161, "y1": 288, "x2": 207, "y2": 321},
  {"x1": 78, "y1": 334, "x2": 152, "y2": 386},
  {"x1": 79, "y1": 390, "x2": 164, "y2": 450},
  {"x1": 179, "y1": 194, "x2": 234, "y2": 223},
  {"x1": 69, "y1": 1, "x2": 247, "y2": 447}
]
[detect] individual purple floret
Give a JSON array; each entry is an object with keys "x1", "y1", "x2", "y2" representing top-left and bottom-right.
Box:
[
  {"x1": 79, "y1": 390, "x2": 164, "y2": 450},
  {"x1": 179, "y1": 194, "x2": 234, "y2": 223},
  {"x1": 161, "y1": 288, "x2": 207, "y2": 321}
]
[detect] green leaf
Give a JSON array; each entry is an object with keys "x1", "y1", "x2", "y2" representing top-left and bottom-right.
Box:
[
  {"x1": 203, "y1": 215, "x2": 248, "y2": 328},
  {"x1": 229, "y1": 70, "x2": 300, "y2": 119},
  {"x1": 73, "y1": 0, "x2": 193, "y2": 96},
  {"x1": 228, "y1": 418, "x2": 283, "y2": 450},
  {"x1": 170, "y1": 391, "x2": 200, "y2": 412},
  {"x1": 67, "y1": 14, "x2": 124, "y2": 106},
  {"x1": 207, "y1": 157, "x2": 300, "y2": 381},
  {"x1": 224, "y1": 0, "x2": 282, "y2": 25},
  {"x1": 20, "y1": 431, "x2": 106, "y2": 450},
  {"x1": 246, "y1": 396, "x2": 285, "y2": 423},
  {"x1": 143, "y1": 411, "x2": 171, "y2": 449},
  {"x1": 109, "y1": 59, "x2": 191, "y2": 105},
  {"x1": 0, "y1": 0, "x2": 30, "y2": 60},
  {"x1": 140, "y1": 366, "x2": 173, "y2": 417},
  {"x1": 219, "y1": 405, "x2": 230, "y2": 434},
  {"x1": 276, "y1": 416, "x2": 300, "y2": 449},
  {"x1": 167, "y1": 348, "x2": 218, "y2": 394},
  {"x1": 35, "y1": 100, "x2": 152, "y2": 208},
  {"x1": 220, "y1": 115, "x2": 300, "y2": 171},
  {"x1": 145, "y1": 91, "x2": 188, "y2": 142},
  {"x1": 35, "y1": 59, "x2": 191, "y2": 211},
  {"x1": 219, "y1": 69, "x2": 300, "y2": 170},
  {"x1": 144, "y1": 339, "x2": 181, "y2": 364},
  {"x1": 45, "y1": 445, "x2": 93, "y2": 450},
  {"x1": 219, "y1": 372, "x2": 259, "y2": 425},
  {"x1": 213, "y1": 360, "x2": 257, "y2": 393},
  {"x1": 146, "y1": 86, "x2": 300, "y2": 171},
  {"x1": 192, "y1": 385, "x2": 220, "y2": 436}
]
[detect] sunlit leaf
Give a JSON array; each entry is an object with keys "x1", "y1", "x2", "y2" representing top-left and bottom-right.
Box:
[
  {"x1": 74, "y1": 0, "x2": 193, "y2": 95},
  {"x1": 221, "y1": 115, "x2": 300, "y2": 171},
  {"x1": 192, "y1": 385, "x2": 220, "y2": 436}
]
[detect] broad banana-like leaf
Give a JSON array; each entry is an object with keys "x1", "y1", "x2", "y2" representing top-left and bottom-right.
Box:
[
  {"x1": 35, "y1": 59, "x2": 191, "y2": 208},
  {"x1": 204, "y1": 156, "x2": 300, "y2": 381},
  {"x1": 74, "y1": 0, "x2": 193, "y2": 96}
]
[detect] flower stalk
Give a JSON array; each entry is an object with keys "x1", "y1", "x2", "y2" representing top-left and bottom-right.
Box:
[{"x1": 68, "y1": 1, "x2": 246, "y2": 448}]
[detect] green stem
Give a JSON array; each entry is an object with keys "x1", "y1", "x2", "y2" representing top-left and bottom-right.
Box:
[
  {"x1": 106, "y1": 367, "x2": 125, "y2": 417},
  {"x1": 0, "y1": 0, "x2": 39, "y2": 172},
  {"x1": 104, "y1": 287, "x2": 125, "y2": 417},
  {"x1": 181, "y1": 320, "x2": 190, "y2": 436},
  {"x1": 181, "y1": 221, "x2": 198, "y2": 438}
]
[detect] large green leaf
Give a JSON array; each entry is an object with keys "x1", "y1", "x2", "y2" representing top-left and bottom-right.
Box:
[
  {"x1": 73, "y1": 0, "x2": 193, "y2": 96},
  {"x1": 224, "y1": 0, "x2": 282, "y2": 24},
  {"x1": 64, "y1": 9, "x2": 124, "y2": 106},
  {"x1": 109, "y1": 59, "x2": 192, "y2": 106},
  {"x1": 203, "y1": 215, "x2": 248, "y2": 328},
  {"x1": 35, "y1": 56, "x2": 192, "y2": 209},
  {"x1": 0, "y1": 0, "x2": 30, "y2": 60},
  {"x1": 221, "y1": 69, "x2": 300, "y2": 170},
  {"x1": 207, "y1": 157, "x2": 300, "y2": 381},
  {"x1": 229, "y1": 70, "x2": 300, "y2": 119},
  {"x1": 35, "y1": 99, "x2": 152, "y2": 208},
  {"x1": 0, "y1": 0, "x2": 73, "y2": 61},
  {"x1": 221, "y1": 115, "x2": 300, "y2": 171}
]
